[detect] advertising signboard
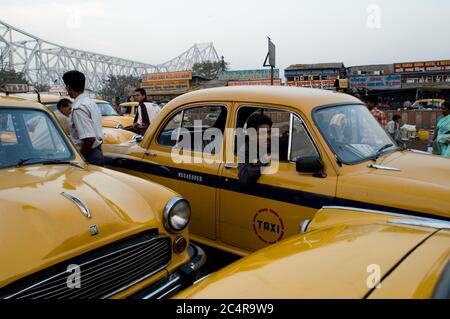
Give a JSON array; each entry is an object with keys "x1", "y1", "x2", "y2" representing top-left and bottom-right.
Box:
[
  {"x1": 228, "y1": 79, "x2": 282, "y2": 86},
  {"x1": 394, "y1": 60, "x2": 450, "y2": 73},
  {"x1": 287, "y1": 80, "x2": 335, "y2": 89},
  {"x1": 349, "y1": 75, "x2": 401, "y2": 90},
  {"x1": 218, "y1": 69, "x2": 280, "y2": 82},
  {"x1": 142, "y1": 71, "x2": 192, "y2": 82}
]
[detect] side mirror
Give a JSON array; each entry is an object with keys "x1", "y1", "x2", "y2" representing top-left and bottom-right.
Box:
[
  {"x1": 296, "y1": 156, "x2": 326, "y2": 178},
  {"x1": 132, "y1": 134, "x2": 143, "y2": 143}
]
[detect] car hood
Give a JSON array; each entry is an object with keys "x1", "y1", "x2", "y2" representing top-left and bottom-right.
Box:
[
  {"x1": 175, "y1": 222, "x2": 435, "y2": 299},
  {"x1": 102, "y1": 116, "x2": 134, "y2": 128},
  {"x1": 338, "y1": 151, "x2": 450, "y2": 219},
  {"x1": 0, "y1": 165, "x2": 162, "y2": 287},
  {"x1": 103, "y1": 127, "x2": 136, "y2": 145}
]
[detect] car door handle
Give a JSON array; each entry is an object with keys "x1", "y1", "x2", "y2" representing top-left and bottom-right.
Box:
[
  {"x1": 224, "y1": 163, "x2": 238, "y2": 169},
  {"x1": 145, "y1": 150, "x2": 157, "y2": 157}
]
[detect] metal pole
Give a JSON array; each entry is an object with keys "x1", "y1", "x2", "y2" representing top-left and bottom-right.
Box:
[{"x1": 271, "y1": 66, "x2": 274, "y2": 86}]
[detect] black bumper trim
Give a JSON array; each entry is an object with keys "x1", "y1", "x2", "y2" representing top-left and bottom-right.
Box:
[{"x1": 130, "y1": 243, "x2": 206, "y2": 299}]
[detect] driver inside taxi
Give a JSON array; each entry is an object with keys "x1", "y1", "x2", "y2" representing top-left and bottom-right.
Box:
[{"x1": 237, "y1": 113, "x2": 273, "y2": 188}]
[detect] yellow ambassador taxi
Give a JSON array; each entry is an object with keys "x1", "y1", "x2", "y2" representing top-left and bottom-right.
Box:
[
  {"x1": 13, "y1": 93, "x2": 134, "y2": 130},
  {"x1": 12, "y1": 93, "x2": 137, "y2": 145},
  {"x1": 120, "y1": 102, "x2": 138, "y2": 119},
  {"x1": 0, "y1": 95, "x2": 205, "y2": 299},
  {"x1": 175, "y1": 206, "x2": 450, "y2": 299},
  {"x1": 102, "y1": 86, "x2": 450, "y2": 256}
]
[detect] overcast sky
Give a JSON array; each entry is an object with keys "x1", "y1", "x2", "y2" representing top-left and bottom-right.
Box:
[{"x1": 1, "y1": 0, "x2": 449, "y2": 72}]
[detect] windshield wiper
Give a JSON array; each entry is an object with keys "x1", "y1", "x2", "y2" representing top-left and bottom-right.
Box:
[
  {"x1": 370, "y1": 143, "x2": 395, "y2": 161},
  {"x1": 17, "y1": 158, "x2": 78, "y2": 167}
]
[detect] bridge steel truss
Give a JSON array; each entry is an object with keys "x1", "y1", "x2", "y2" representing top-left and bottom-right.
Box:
[{"x1": 0, "y1": 20, "x2": 220, "y2": 93}]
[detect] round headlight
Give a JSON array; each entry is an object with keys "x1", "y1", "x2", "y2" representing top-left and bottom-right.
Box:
[{"x1": 164, "y1": 197, "x2": 191, "y2": 233}]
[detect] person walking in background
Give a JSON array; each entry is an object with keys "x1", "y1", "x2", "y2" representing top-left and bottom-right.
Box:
[
  {"x1": 63, "y1": 70, "x2": 104, "y2": 166},
  {"x1": 54, "y1": 98, "x2": 72, "y2": 135},
  {"x1": 132, "y1": 88, "x2": 160, "y2": 135},
  {"x1": 365, "y1": 95, "x2": 387, "y2": 129},
  {"x1": 434, "y1": 101, "x2": 450, "y2": 158},
  {"x1": 113, "y1": 97, "x2": 122, "y2": 116},
  {"x1": 387, "y1": 114, "x2": 402, "y2": 142}
]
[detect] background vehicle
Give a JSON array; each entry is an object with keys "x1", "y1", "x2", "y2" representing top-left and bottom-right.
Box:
[
  {"x1": 9, "y1": 93, "x2": 137, "y2": 144},
  {"x1": 120, "y1": 102, "x2": 138, "y2": 119},
  {"x1": 0, "y1": 95, "x2": 205, "y2": 299},
  {"x1": 411, "y1": 99, "x2": 445, "y2": 110},
  {"x1": 175, "y1": 206, "x2": 450, "y2": 299}
]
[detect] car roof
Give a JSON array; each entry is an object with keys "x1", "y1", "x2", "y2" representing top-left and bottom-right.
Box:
[
  {"x1": 120, "y1": 102, "x2": 138, "y2": 107},
  {"x1": 0, "y1": 95, "x2": 47, "y2": 109},
  {"x1": 11, "y1": 93, "x2": 70, "y2": 104},
  {"x1": 169, "y1": 86, "x2": 361, "y2": 113}
]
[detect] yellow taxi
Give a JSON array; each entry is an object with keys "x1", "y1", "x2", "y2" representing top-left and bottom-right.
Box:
[
  {"x1": 11, "y1": 93, "x2": 137, "y2": 145},
  {"x1": 102, "y1": 86, "x2": 450, "y2": 256},
  {"x1": 12, "y1": 93, "x2": 134, "y2": 130},
  {"x1": 0, "y1": 95, "x2": 205, "y2": 299},
  {"x1": 175, "y1": 206, "x2": 450, "y2": 299},
  {"x1": 119, "y1": 101, "x2": 138, "y2": 119},
  {"x1": 96, "y1": 99, "x2": 134, "y2": 129}
]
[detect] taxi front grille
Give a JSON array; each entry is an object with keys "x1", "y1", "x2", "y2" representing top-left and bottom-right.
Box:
[{"x1": 0, "y1": 231, "x2": 171, "y2": 299}]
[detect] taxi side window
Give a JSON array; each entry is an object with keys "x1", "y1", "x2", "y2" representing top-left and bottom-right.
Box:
[
  {"x1": 290, "y1": 115, "x2": 319, "y2": 161},
  {"x1": 157, "y1": 105, "x2": 227, "y2": 153},
  {"x1": 236, "y1": 107, "x2": 290, "y2": 161},
  {"x1": 236, "y1": 106, "x2": 318, "y2": 162},
  {"x1": 0, "y1": 113, "x2": 17, "y2": 145},
  {"x1": 23, "y1": 112, "x2": 65, "y2": 152}
]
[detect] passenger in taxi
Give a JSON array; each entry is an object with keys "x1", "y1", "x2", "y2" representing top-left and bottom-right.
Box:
[{"x1": 238, "y1": 113, "x2": 273, "y2": 187}]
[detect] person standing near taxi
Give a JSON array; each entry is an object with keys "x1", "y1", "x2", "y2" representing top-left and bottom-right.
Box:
[
  {"x1": 63, "y1": 70, "x2": 104, "y2": 166},
  {"x1": 365, "y1": 95, "x2": 387, "y2": 129},
  {"x1": 433, "y1": 101, "x2": 450, "y2": 158},
  {"x1": 54, "y1": 98, "x2": 72, "y2": 135},
  {"x1": 132, "y1": 88, "x2": 160, "y2": 135}
]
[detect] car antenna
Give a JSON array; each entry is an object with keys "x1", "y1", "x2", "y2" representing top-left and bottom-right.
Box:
[{"x1": 34, "y1": 88, "x2": 42, "y2": 104}]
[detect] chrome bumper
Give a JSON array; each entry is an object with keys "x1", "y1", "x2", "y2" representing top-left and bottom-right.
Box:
[{"x1": 130, "y1": 243, "x2": 206, "y2": 299}]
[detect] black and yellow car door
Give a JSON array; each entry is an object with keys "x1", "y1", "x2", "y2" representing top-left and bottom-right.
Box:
[
  {"x1": 141, "y1": 103, "x2": 230, "y2": 241},
  {"x1": 218, "y1": 104, "x2": 338, "y2": 253}
]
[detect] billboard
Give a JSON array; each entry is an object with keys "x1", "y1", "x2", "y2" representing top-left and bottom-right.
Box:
[
  {"x1": 228, "y1": 79, "x2": 281, "y2": 86},
  {"x1": 218, "y1": 69, "x2": 280, "y2": 82},
  {"x1": 142, "y1": 71, "x2": 192, "y2": 82},
  {"x1": 141, "y1": 71, "x2": 192, "y2": 92},
  {"x1": 142, "y1": 80, "x2": 190, "y2": 91},
  {"x1": 394, "y1": 60, "x2": 450, "y2": 73},
  {"x1": 349, "y1": 75, "x2": 401, "y2": 90},
  {"x1": 287, "y1": 80, "x2": 336, "y2": 89}
]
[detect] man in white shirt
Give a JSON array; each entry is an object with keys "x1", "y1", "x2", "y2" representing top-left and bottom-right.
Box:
[
  {"x1": 387, "y1": 114, "x2": 402, "y2": 142},
  {"x1": 63, "y1": 70, "x2": 104, "y2": 166},
  {"x1": 132, "y1": 88, "x2": 160, "y2": 135}
]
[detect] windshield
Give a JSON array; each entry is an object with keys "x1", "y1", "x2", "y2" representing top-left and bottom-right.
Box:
[
  {"x1": 314, "y1": 104, "x2": 396, "y2": 164},
  {"x1": 0, "y1": 108, "x2": 74, "y2": 169},
  {"x1": 97, "y1": 103, "x2": 118, "y2": 116},
  {"x1": 44, "y1": 103, "x2": 58, "y2": 112}
]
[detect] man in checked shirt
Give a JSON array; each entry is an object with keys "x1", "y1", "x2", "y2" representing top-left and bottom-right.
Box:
[{"x1": 364, "y1": 95, "x2": 387, "y2": 130}]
